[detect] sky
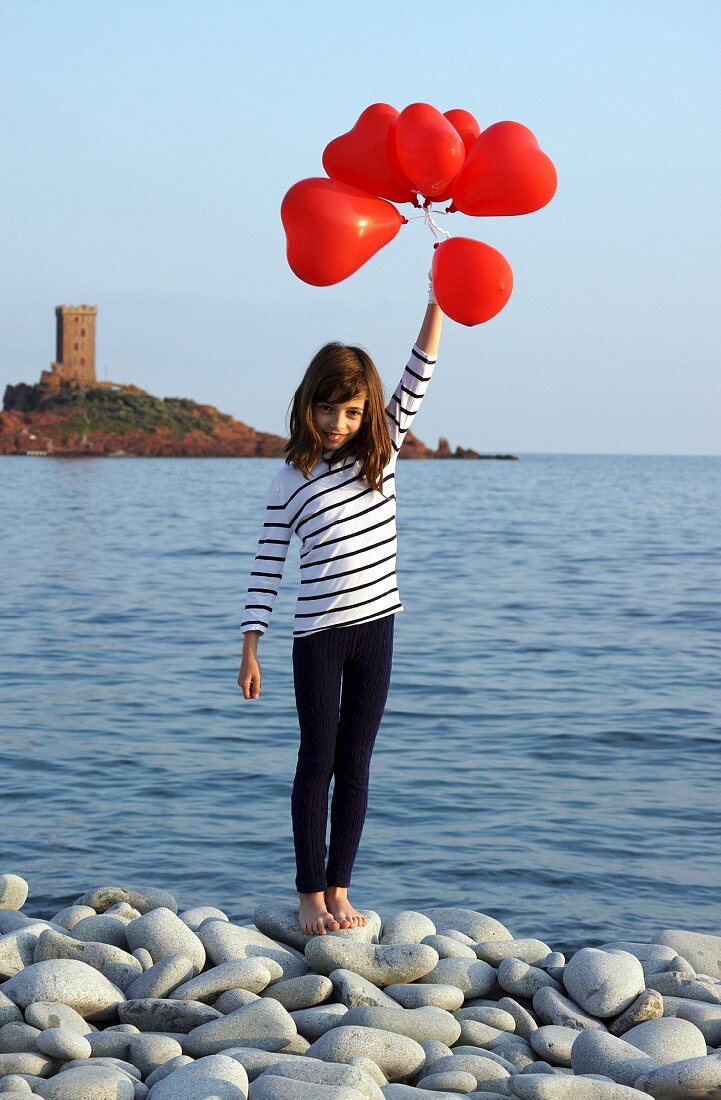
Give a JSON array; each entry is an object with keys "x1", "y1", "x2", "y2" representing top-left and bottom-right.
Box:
[{"x1": 2, "y1": 0, "x2": 720, "y2": 455}]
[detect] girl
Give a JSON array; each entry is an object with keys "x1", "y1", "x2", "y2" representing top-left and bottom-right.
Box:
[{"x1": 238, "y1": 271, "x2": 443, "y2": 936}]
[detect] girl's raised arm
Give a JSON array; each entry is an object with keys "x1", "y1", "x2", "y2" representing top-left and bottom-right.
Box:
[{"x1": 385, "y1": 289, "x2": 443, "y2": 457}]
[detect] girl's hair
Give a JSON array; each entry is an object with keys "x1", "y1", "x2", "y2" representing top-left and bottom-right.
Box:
[{"x1": 283, "y1": 342, "x2": 392, "y2": 495}]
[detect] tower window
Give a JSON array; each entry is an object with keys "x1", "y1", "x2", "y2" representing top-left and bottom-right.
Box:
[
  {"x1": 81, "y1": 329, "x2": 85, "y2": 337},
  {"x1": 74, "y1": 343, "x2": 78, "y2": 351}
]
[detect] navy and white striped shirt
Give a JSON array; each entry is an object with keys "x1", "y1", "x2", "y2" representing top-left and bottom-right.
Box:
[{"x1": 241, "y1": 343, "x2": 437, "y2": 638}]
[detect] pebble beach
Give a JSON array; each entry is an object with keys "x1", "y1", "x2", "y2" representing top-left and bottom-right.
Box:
[{"x1": 1, "y1": 875, "x2": 720, "y2": 1099}]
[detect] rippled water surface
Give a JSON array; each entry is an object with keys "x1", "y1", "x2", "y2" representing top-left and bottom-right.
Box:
[{"x1": 1, "y1": 454, "x2": 719, "y2": 954}]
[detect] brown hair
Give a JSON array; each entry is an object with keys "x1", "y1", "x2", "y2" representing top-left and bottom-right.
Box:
[{"x1": 283, "y1": 342, "x2": 392, "y2": 495}]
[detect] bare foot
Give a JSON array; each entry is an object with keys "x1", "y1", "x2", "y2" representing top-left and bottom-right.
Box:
[
  {"x1": 324, "y1": 886, "x2": 368, "y2": 929},
  {"x1": 297, "y1": 891, "x2": 341, "y2": 935}
]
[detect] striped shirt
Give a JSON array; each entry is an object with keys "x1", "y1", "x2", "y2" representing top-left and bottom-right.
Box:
[{"x1": 241, "y1": 343, "x2": 437, "y2": 638}]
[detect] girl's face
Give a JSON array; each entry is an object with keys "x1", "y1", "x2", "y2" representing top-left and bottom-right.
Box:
[{"x1": 314, "y1": 391, "x2": 367, "y2": 450}]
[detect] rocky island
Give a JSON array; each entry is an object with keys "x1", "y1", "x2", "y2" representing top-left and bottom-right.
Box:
[{"x1": 0, "y1": 305, "x2": 517, "y2": 461}]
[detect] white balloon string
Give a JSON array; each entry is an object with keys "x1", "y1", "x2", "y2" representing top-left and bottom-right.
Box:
[{"x1": 422, "y1": 204, "x2": 452, "y2": 243}]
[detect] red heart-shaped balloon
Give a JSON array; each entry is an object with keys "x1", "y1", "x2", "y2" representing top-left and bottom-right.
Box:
[
  {"x1": 449, "y1": 121, "x2": 557, "y2": 216},
  {"x1": 281, "y1": 178, "x2": 405, "y2": 287},
  {"x1": 443, "y1": 108, "x2": 482, "y2": 155},
  {"x1": 395, "y1": 103, "x2": 466, "y2": 201},
  {"x1": 431, "y1": 237, "x2": 513, "y2": 326},
  {"x1": 323, "y1": 103, "x2": 417, "y2": 205}
]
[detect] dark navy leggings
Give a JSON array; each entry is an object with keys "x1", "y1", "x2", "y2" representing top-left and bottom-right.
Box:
[{"x1": 291, "y1": 613, "x2": 395, "y2": 893}]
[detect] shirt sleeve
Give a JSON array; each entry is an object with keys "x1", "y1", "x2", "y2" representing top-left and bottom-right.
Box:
[
  {"x1": 385, "y1": 343, "x2": 438, "y2": 456},
  {"x1": 240, "y1": 474, "x2": 291, "y2": 636}
]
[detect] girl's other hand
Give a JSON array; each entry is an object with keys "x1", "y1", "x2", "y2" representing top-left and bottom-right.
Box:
[{"x1": 238, "y1": 652, "x2": 262, "y2": 699}]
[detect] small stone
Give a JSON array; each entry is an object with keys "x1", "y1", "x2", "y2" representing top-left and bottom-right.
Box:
[
  {"x1": 420, "y1": 934, "x2": 477, "y2": 960},
  {"x1": 562, "y1": 948, "x2": 645, "y2": 1017},
  {"x1": 259, "y1": 972, "x2": 333, "y2": 1011},
  {"x1": 144, "y1": 1052, "x2": 249, "y2": 1099},
  {"x1": 598, "y1": 941, "x2": 678, "y2": 963},
  {"x1": 0, "y1": 1076, "x2": 33, "y2": 1094},
  {"x1": 178, "y1": 906, "x2": 229, "y2": 932},
  {"x1": 132, "y1": 948, "x2": 154, "y2": 970},
  {"x1": 305, "y1": 1024, "x2": 425, "y2": 1082},
  {"x1": 497, "y1": 958, "x2": 562, "y2": 999},
  {"x1": 529, "y1": 1025, "x2": 579, "y2": 1067},
  {"x1": 128, "y1": 1032, "x2": 183, "y2": 1077},
  {"x1": 569, "y1": 1028, "x2": 659, "y2": 1085},
  {"x1": 119, "y1": 997, "x2": 223, "y2": 1033},
  {"x1": 415, "y1": 955, "x2": 496, "y2": 998},
  {"x1": 198, "y1": 919, "x2": 310, "y2": 980},
  {"x1": 33, "y1": 928, "x2": 142, "y2": 991},
  {"x1": 621, "y1": 1015, "x2": 707, "y2": 1063},
  {"x1": 0, "y1": 877, "x2": 28, "y2": 912},
  {"x1": 417, "y1": 1051, "x2": 513, "y2": 1088},
  {"x1": 213, "y1": 987, "x2": 260, "y2": 1013},
  {"x1": 675, "y1": 1001, "x2": 721, "y2": 1045},
  {"x1": 0, "y1": 1022, "x2": 41, "y2": 1052},
  {"x1": 653, "y1": 928, "x2": 721, "y2": 980},
  {"x1": 380, "y1": 911, "x2": 437, "y2": 945},
  {"x1": 125, "y1": 908, "x2": 205, "y2": 973},
  {"x1": 143, "y1": 1054, "x2": 194, "y2": 1088},
  {"x1": 608, "y1": 989, "x2": 664, "y2": 1036},
  {"x1": 0, "y1": 990, "x2": 23, "y2": 1026},
  {"x1": 1, "y1": 959, "x2": 125, "y2": 1020},
  {"x1": 50, "y1": 906, "x2": 97, "y2": 932},
  {"x1": 256, "y1": 1054, "x2": 384, "y2": 1096},
  {"x1": 417, "y1": 908, "x2": 512, "y2": 942},
  {"x1": 305, "y1": 938, "x2": 439, "y2": 988},
  {"x1": 24, "y1": 1001, "x2": 92, "y2": 1034},
  {"x1": 71, "y1": 915, "x2": 130, "y2": 950},
  {"x1": 330, "y1": 969, "x2": 400, "y2": 1009},
  {"x1": 184, "y1": 997, "x2": 297, "y2": 1057},
  {"x1": 75, "y1": 885, "x2": 178, "y2": 915},
  {"x1": 124, "y1": 954, "x2": 195, "y2": 1000},
  {"x1": 476, "y1": 940, "x2": 553, "y2": 967},
  {"x1": 635, "y1": 1053, "x2": 721, "y2": 1099},
  {"x1": 35, "y1": 1026, "x2": 92, "y2": 1061},
  {"x1": 416, "y1": 1068, "x2": 477, "y2": 1092},
  {"x1": 341, "y1": 1005, "x2": 460, "y2": 1047},
  {"x1": 289, "y1": 1003, "x2": 348, "y2": 1042},
  {"x1": 384, "y1": 982, "x2": 464, "y2": 1011},
  {"x1": 498, "y1": 996, "x2": 539, "y2": 1039},
  {"x1": 646, "y1": 972, "x2": 721, "y2": 1003},
  {"x1": 0, "y1": 1053, "x2": 53, "y2": 1078},
  {"x1": 0, "y1": 928, "x2": 50, "y2": 980},
  {"x1": 533, "y1": 987, "x2": 607, "y2": 1032},
  {"x1": 456, "y1": 1005, "x2": 516, "y2": 1032},
  {"x1": 172, "y1": 957, "x2": 276, "y2": 1001}
]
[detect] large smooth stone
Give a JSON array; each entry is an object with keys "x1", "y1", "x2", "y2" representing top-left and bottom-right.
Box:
[
  {"x1": 598, "y1": 942, "x2": 678, "y2": 964},
  {"x1": 653, "y1": 928, "x2": 721, "y2": 980},
  {"x1": 0, "y1": 876, "x2": 28, "y2": 911},
  {"x1": 509, "y1": 1076, "x2": 651, "y2": 1098},
  {"x1": 648, "y1": 972, "x2": 721, "y2": 1003},
  {"x1": 621, "y1": 1016, "x2": 707, "y2": 1063},
  {"x1": 385, "y1": 982, "x2": 464, "y2": 1011},
  {"x1": 71, "y1": 916, "x2": 130, "y2": 950},
  {"x1": 569, "y1": 1029, "x2": 659, "y2": 1085},
  {"x1": 529, "y1": 1025, "x2": 579, "y2": 1067},
  {"x1": 257, "y1": 1054, "x2": 384, "y2": 1097},
  {"x1": 305, "y1": 939, "x2": 438, "y2": 988},
  {"x1": 32, "y1": 1065, "x2": 136, "y2": 1099},
  {"x1": 635, "y1": 1053, "x2": 721, "y2": 1098},
  {"x1": 145, "y1": 1052, "x2": 249, "y2": 1099},
  {"x1": 306, "y1": 1024, "x2": 426, "y2": 1082},
  {"x1": 415, "y1": 956, "x2": 496, "y2": 998},
  {"x1": 76, "y1": 885, "x2": 178, "y2": 915},
  {"x1": 476, "y1": 940, "x2": 553, "y2": 967},
  {"x1": 259, "y1": 972, "x2": 333, "y2": 1011},
  {"x1": 51, "y1": 906, "x2": 97, "y2": 931},
  {"x1": 330, "y1": 969, "x2": 399, "y2": 1009},
  {"x1": 35, "y1": 1026, "x2": 92, "y2": 1060},
  {"x1": 416, "y1": 1051, "x2": 513, "y2": 1087},
  {"x1": 1, "y1": 959, "x2": 125, "y2": 1020},
  {"x1": 676, "y1": 1001, "x2": 721, "y2": 1045},
  {"x1": 290, "y1": 1003, "x2": 348, "y2": 1042},
  {"x1": 340, "y1": 1005, "x2": 460, "y2": 1047},
  {"x1": 119, "y1": 998, "x2": 222, "y2": 1033},
  {"x1": 178, "y1": 906, "x2": 229, "y2": 932},
  {"x1": 123, "y1": 954, "x2": 196, "y2": 1001},
  {"x1": 0, "y1": 1051, "x2": 53, "y2": 1077},
  {"x1": 497, "y1": 996, "x2": 539, "y2": 1039},
  {"x1": 251, "y1": 1080, "x2": 366, "y2": 1099},
  {"x1": 34, "y1": 929, "x2": 142, "y2": 991},
  {"x1": 126, "y1": 908, "x2": 205, "y2": 973},
  {"x1": 198, "y1": 920, "x2": 309, "y2": 980},
  {"x1": 563, "y1": 948, "x2": 645, "y2": 1017},
  {"x1": 497, "y1": 958, "x2": 562, "y2": 999},
  {"x1": 129, "y1": 1032, "x2": 183, "y2": 1077},
  {"x1": 380, "y1": 912, "x2": 436, "y2": 945},
  {"x1": 420, "y1": 935, "x2": 477, "y2": 960},
  {"x1": 0, "y1": 927, "x2": 51, "y2": 979},
  {"x1": 533, "y1": 987, "x2": 608, "y2": 1032},
  {"x1": 173, "y1": 958, "x2": 275, "y2": 1002},
  {"x1": 184, "y1": 998, "x2": 297, "y2": 1056},
  {"x1": 417, "y1": 908, "x2": 512, "y2": 942},
  {"x1": 253, "y1": 902, "x2": 380, "y2": 952}
]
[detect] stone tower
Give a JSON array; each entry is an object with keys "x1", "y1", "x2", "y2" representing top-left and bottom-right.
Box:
[{"x1": 51, "y1": 305, "x2": 97, "y2": 385}]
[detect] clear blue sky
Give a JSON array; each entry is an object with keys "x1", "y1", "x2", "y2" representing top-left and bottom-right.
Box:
[{"x1": 3, "y1": 0, "x2": 720, "y2": 454}]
